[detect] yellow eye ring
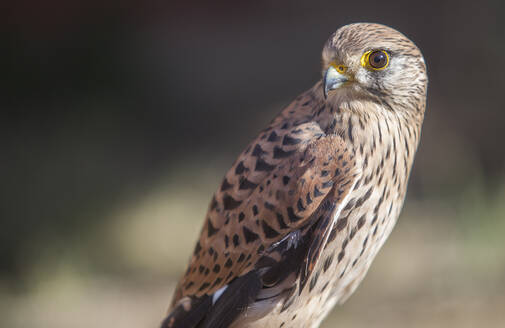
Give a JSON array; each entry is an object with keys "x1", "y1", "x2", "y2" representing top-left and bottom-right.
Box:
[{"x1": 361, "y1": 50, "x2": 389, "y2": 70}]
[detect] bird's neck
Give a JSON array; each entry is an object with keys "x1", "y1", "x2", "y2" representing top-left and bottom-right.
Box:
[{"x1": 309, "y1": 83, "x2": 424, "y2": 196}]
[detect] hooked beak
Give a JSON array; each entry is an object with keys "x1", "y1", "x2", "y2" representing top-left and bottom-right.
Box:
[{"x1": 323, "y1": 66, "x2": 349, "y2": 99}]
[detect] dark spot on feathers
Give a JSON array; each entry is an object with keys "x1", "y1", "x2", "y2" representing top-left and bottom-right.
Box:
[
  {"x1": 261, "y1": 220, "x2": 280, "y2": 238},
  {"x1": 211, "y1": 277, "x2": 222, "y2": 288},
  {"x1": 237, "y1": 253, "x2": 245, "y2": 262},
  {"x1": 337, "y1": 250, "x2": 345, "y2": 263},
  {"x1": 297, "y1": 199, "x2": 306, "y2": 212},
  {"x1": 223, "y1": 194, "x2": 242, "y2": 210},
  {"x1": 350, "y1": 227, "x2": 357, "y2": 239},
  {"x1": 194, "y1": 242, "x2": 202, "y2": 256},
  {"x1": 207, "y1": 220, "x2": 219, "y2": 237},
  {"x1": 264, "y1": 201, "x2": 275, "y2": 211},
  {"x1": 220, "y1": 178, "x2": 233, "y2": 191},
  {"x1": 323, "y1": 255, "x2": 334, "y2": 272},
  {"x1": 252, "y1": 144, "x2": 266, "y2": 157},
  {"x1": 343, "y1": 198, "x2": 355, "y2": 211},
  {"x1": 287, "y1": 207, "x2": 302, "y2": 222},
  {"x1": 252, "y1": 205, "x2": 259, "y2": 216},
  {"x1": 233, "y1": 234, "x2": 240, "y2": 247},
  {"x1": 336, "y1": 216, "x2": 348, "y2": 231},
  {"x1": 357, "y1": 215, "x2": 366, "y2": 229},
  {"x1": 199, "y1": 282, "x2": 210, "y2": 291},
  {"x1": 313, "y1": 186, "x2": 324, "y2": 197},
  {"x1": 356, "y1": 187, "x2": 373, "y2": 207},
  {"x1": 342, "y1": 238, "x2": 348, "y2": 249},
  {"x1": 243, "y1": 226, "x2": 260, "y2": 243},
  {"x1": 309, "y1": 271, "x2": 320, "y2": 292},
  {"x1": 320, "y1": 281, "x2": 329, "y2": 293},
  {"x1": 321, "y1": 180, "x2": 334, "y2": 189},
  {"x1": 274, "y1": 146, "x2": 295, "y2": 159},
  {"x1": 238, "y1": 212, "x2": 245, "y2": 222},
  {"x1": 210, "y1": 197, "x2": 218, "y2": 210},
  {"x1": 276, "y1": 213, "x2": 288, "y2": 229},
  {"x1": 213, "y1": 264, "x2": 221, "y2": 273},
  {"x1": 235, "y1": 161, "x2": 246, "y2": 174},
  {"x1": 282, "y1": 135, "x2": 302, "y2": 145},
  {"x1": 282, "y1": 176, "x2": 290, "y2": 185},
  {"x1": 255, "y1": 158, "x2": 276, "y2": 172},
  {"x1": 371, "y1": 214, "x2": 378, "y2": 225},
  {"x1": 347, "y1": 117, "x2": 354, "y2": 143},
  {"x1": 306, "y1": 192, "x2": 313, "y2": 205},
  {"x1": 239, "y1": 178, "x2": 258, "y2": 190},
  {"x1": 281, "y1": 294, "x2": 295, "y2": 313},
  {"x1": 267, "y1": 131, "x2": 279, "y2": 142}
]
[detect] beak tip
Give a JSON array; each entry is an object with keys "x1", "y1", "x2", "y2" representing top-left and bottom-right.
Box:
[{"x1": 323, "y1": 66, "x2": 348, "y2": 100}]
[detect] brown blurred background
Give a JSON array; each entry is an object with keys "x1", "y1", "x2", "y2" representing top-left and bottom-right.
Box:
[{"x1": 1, "y1": 0, "x2": 505, "y2": 327}]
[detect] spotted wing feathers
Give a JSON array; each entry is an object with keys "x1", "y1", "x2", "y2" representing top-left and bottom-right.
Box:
[{"x1": 164, "y1": 93, "x2": 357, "y2": 327}]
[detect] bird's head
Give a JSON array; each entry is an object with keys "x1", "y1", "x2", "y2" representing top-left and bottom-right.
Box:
[{"x1": 321, "y1": 23, "x2": 428, "y2": 112}]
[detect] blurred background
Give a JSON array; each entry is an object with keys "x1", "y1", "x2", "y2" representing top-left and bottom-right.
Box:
[{"x1": 2, "y1": 0, "x2": 505, "y2": 327}]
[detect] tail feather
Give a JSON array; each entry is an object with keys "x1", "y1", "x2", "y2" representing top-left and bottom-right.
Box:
[
  {"x1": 199, "y1": 271, "x2": 262, "y2": 328},
  {"x1": 161, "y1": 271, "x2": 262, "y2": 328},
  {"x1": 161, "y1": 296, "x2": 211, "y2": 328}
]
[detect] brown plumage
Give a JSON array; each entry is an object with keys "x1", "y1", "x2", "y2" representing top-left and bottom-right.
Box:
[{"x1": 162, "y1": 23, "x2": 428, "y2": 328}]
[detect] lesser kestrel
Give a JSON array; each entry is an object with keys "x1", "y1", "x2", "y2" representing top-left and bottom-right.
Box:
[{"x1": 161, "y1": 22, "x2": 428, "y2": 328}]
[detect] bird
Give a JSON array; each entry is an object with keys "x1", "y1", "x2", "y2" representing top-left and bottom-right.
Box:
[{"x1": 161, "y1": 22, "x2": 428, "y2": 328}]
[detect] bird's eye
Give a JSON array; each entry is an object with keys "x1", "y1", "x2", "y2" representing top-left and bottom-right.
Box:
[{"x1": 361, "y1": 50, "x2": 389, "y2": 70}]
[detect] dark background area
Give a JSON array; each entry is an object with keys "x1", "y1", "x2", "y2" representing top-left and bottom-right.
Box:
[{"x1": 1, "y1": 1, "x2": 505, "y2": 327}]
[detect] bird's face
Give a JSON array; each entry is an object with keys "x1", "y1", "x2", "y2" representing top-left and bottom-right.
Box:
[{"x1": 321, "y1": 23, "x2": 428, "y2": 110}]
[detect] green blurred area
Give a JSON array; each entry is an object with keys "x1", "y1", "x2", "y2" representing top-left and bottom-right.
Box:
[{"x1": 2, "y1": 0, "x2": 505, "y2": 327}]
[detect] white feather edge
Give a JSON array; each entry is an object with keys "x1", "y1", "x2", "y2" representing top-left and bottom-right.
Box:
[
  {"x1": 212, "y1": 284, "x2": 228, "y2": 305},
  {"x1": 325, "y1": 176, "x2": 359, "y2": 256}
]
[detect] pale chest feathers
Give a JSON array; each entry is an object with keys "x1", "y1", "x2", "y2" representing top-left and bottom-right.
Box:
[{"x1": 317, "y1": 104, "x2": 421, "y2": 291}]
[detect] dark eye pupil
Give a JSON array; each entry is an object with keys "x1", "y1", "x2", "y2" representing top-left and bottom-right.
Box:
[{"x1": 369, "y1": 51, "x2": 387, "y2": 68}]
